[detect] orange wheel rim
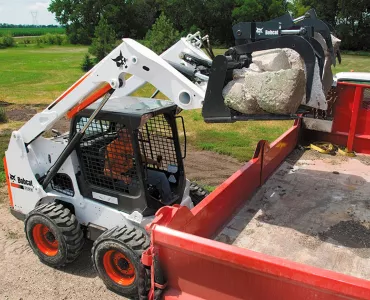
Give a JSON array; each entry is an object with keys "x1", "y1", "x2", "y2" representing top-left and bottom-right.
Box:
[
  {"x1": 32, "y1": 223, "x2": 59, "y2": 256},
  {"x1": 103, "y1": 250, "x2": 136, "y2": 286}
]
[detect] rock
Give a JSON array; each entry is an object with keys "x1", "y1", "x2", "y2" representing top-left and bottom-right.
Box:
[
  {"x1": 314, "y1": 32, "x2": 328, "y2": 52},
  {"x1": 244, "y1": 69, "x2": 306, "y2": 114},
  {"x1": 233, "y1": 68, "x2": 248, "y2": 79},
  {"x1": 223, "y1": 79, "x2": 265, "y2": 114},
  {"x1": 233, "y1": 63, "x2": 262, "y2": 79},
  {"x1": 301, "y1": 59, "x2": 326, "y2": 109},
  {"x1": 282, "y1": 49, "x2": 304, "y2": 70},
  {"x1": 331, "y1": 34, "x2": 341, "y2": 54},
  {"x1": 249, "y1": 63, "x2": 262, "y2": 72},
  {"x1": 282, "y1": 39, "x2": 328, "y2": 109},
  {"x1": 253, "y1": 49, "x2": 291, "y2": 71}
]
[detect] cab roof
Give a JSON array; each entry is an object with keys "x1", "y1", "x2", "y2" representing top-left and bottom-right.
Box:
[{"x1": 82, "y1": 96, "x2": 177, "y2": 118}]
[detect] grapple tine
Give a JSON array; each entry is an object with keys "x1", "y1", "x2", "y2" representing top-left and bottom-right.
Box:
[
  {"x1": 296, "y1": 19, "x2": 335, "y2": 66},
  {"x1": 309, "y1": 38, "x2": 325, "y2": 79}
]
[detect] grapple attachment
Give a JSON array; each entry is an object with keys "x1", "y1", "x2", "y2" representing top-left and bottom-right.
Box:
[
  {"x1": 272, "y1": 9, "x2": 335, "y2": 65},
  {"x1": 202, "y1": 10, "x2": 331, "y2": 123}
]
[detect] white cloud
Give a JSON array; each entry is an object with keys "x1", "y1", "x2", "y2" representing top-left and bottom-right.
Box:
[
  {"x1": 28, "y1": 1, "x2": 49, "y2": 11},
  {"x1": 0, "y1": 0, "x2": 57, "y2": 25}
]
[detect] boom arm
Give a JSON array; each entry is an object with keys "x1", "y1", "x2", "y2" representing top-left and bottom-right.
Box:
[
  {"x1": 19, "y1": 38, "x2": 206, "y2": 144},
  {"x1": 114, "y1": 32, "x2": 212, "y2": 98}
]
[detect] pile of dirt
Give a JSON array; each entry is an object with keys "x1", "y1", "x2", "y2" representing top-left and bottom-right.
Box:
[{"x1": 319, "y1": 220, "x2": 370, "y2": 248}]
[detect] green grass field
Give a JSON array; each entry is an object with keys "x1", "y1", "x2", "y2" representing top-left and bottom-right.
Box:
[
  {"x1": 0, "y1": 27, "x2": 65, "y2": 37},
  {"x1": 1, "y1": 44, "x2": 370, "y2": 182}
]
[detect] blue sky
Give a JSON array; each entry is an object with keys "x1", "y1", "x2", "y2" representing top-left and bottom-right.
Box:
[{"x1": 0, "y1": 0, "x2": 58, "y2": 25}]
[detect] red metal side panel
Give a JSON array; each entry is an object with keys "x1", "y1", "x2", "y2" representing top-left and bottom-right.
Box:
[
  {"x1": 346, "y1": 83, "x2": 370, "y2": 137},
  {"x1": 261, "y1": 119, "x2": 300, "y2": 183},
  {"x1": 332, "y1": 83, "x2": 356, "y2": 134},
  {"x1": 153, "y1": 226, "x2": 370, "y2": 300},
  {"x1": 145, "y1": 119, "x2": 370, "y2": 300},
  {"x1": 187, "y1": 155, "x2": 262, "y2": 238},
  {"x1": 147, "y1": 142, "x2": 264, "y2": 239}
]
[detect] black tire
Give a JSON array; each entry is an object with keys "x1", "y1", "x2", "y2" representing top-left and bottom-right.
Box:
[
  {"x1": 92, "y1": 225, "x2": 149, "y2": 298},
  {"x1": 190, "y1": 182, "x2": 209, "y2": 206},
  {"x1": 24, "y1": 202, "x2": 84, "y2": 267}
]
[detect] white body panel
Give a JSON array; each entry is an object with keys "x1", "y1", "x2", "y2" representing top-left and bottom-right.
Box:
[
  {"x1": 5, "y1": 101, "x2": 194, "y2": 231},
  {"x1": 115, "y1": 34, "x2": 211, "y2": 98},
  {"x1": 334, "y1": 72, "x2": 370, "y2": 84}
]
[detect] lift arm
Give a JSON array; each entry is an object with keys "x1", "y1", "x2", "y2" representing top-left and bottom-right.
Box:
[{"x1": 19, "y1": 38, "x2": 206, "y2": 144}]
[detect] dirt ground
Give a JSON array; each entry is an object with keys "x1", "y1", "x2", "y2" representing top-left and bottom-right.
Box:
[
  {"x1": 1, "y1": 106, "x2": 243, "y2": 299},
  {"x1": 0, "y1": 186, "x2": 123, "y2": 300},
  {"x1": 0, "y1": 147, "x2": 240, "y2": 300},
  {"x1": 0, "y1": 152, "x2": 241, "y2": 300}
]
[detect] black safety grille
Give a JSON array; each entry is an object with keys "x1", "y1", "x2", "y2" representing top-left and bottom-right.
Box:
[
  {"x1": 51, "y1": 173, "x2": 74, "y2": 196},
  {"x1": 362, "y1": 88, "x2": 370, "y2": 110},
  {"x1": 138, "y1": 114, "x2": 178, "y2": 173},
  {"x1": 77, "y1": 118, "x2": 139, "y2": 195}
]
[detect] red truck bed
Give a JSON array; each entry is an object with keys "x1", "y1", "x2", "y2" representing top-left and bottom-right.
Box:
[
  {"x1": 216, "y1": 149, "x2": 370, "y2": 280},
  {"x1": 143, "y1": 82, "x2": 370, "y2": 299}
]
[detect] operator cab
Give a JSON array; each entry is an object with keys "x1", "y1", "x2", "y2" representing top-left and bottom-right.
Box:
[{"x1": 71, "y1": 96, "x2": 186, "y2": 217}]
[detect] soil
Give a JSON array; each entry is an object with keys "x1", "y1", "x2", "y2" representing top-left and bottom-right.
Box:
[
  {"x1": 0, "y1": 188, "x2": 125, "y2": 300},
  {"x1": 185, "y1": 147, "x2": 242, "y2": 186},
  {"x1": 0, "y1": 153, "x2": 240, "y2": 300}
]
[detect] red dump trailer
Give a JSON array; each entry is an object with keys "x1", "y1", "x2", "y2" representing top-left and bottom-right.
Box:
[{"x1": 142, "y1": 81, "x2": 370, "y2": 299}]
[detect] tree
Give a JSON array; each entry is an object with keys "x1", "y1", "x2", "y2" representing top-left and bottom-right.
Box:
[
  {"x1": 49, "y1": 0, "x2": 158, "y2": 44},
  {"x1": 232, "y1": 0, "x2": 264, "y2": 23},
  {"x1": 302, "y1": 0, "x2": 370, "y2": 50},
  {"x1": 89, "y1": 17, "x2": 116, "y2": 62},
  {"x1": 232, "y1": 0, "x2": 288, "y2": 23},
  {"x1": 143, "y1": 13, "x2": 180, "y2": 54},
  {"x1": 81, "y1": 54, "x2": 94, "y2": 72},
  {"x1": 49, "y1": 0, "x2": 98, "y2": 44},
  {"x1": 288, "y1": 0, "x2": 311, "y2": 17}
]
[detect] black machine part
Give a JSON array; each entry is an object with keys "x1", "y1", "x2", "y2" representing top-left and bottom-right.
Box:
[
  {"x1": 201, "y1": 8, "x2": 336, "y2": 123},
  {"x1": 202, "y1": 34, "x2": 318, "y2": 123},
  {"x1": 237, "y1": 8, "x2": 335, "y2": 65}
]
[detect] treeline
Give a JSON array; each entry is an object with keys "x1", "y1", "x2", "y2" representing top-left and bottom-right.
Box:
[
  {"x1": 48, "y1": 0, "x2": 370, "y2": 51},
  {"x1": 0, "y1": 24, "x2": 61, "y2": 28}
]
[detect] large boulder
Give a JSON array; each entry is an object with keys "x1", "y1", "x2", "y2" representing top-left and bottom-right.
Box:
[
  {"x1": 303, "y1": 59, "x2": 327, "y2": 109},
  {"x1": 224, "y1": 68, "x2": 306, "y2": 115},
  {"x1": 282, "y1": 48, "x2": 304, "y2": 70},
  {"x1": 252, "y1": 49, "x2": 291, "y2": 71},
  {"x1": 250, "y1": 69, "x2": 306, "y2": 114},
  {"x1": 232, "y1": 63, "x2": 262, "y2": 79},
  {"x1": 332, "y1": 34, "x2": 341, "y2": 54},
  {"x1": 223, "y1": 79, "x2": 265, "y2": 114},
  {"x1": 223, "y1": 37, "x2": 340, "y2": 115}
]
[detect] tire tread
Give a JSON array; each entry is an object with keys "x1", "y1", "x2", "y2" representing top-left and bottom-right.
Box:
[{"x1": 27, "y1": 202, "x2": 84, "y2": 265}]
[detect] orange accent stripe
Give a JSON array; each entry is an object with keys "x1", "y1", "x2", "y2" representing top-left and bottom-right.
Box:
[
  {"x1": 11, "y1": 183, "x2": 20, "y2": 188},
  {"x1": 3, "y1": 157, "x2": 14, "y2": 207},
  {"x1": 48, "y1": 71, "x2": 91, "y2": 108},
  {"x1": 67, "y1": 83, "x2": 112, "y2": 119}
]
